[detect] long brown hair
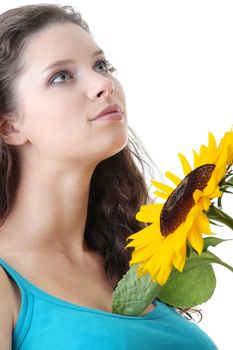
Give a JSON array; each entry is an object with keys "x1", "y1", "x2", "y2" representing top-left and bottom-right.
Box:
[{"x1": 0, "y1": 3, "x2": 202, "y2": 322}]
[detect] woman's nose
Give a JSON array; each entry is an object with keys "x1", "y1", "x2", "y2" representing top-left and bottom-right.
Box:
[{"x1": 87, "y1": 76, "x2": 114, "y2": 99}]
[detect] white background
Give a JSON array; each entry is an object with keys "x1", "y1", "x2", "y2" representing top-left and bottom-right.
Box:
[{"x1": 1, "y1": 1, "x2": 233, "y2": 349}]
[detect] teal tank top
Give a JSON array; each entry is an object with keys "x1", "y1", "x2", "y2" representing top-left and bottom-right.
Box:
[{"x1": 0, "y1": 258, "x2": 218, "y2": 350}]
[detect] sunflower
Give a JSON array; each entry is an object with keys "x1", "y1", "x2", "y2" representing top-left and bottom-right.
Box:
[{"x1": 126, "y1": 130, "x2": 233, "y2": 286}]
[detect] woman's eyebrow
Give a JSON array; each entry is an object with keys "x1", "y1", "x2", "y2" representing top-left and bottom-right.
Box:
[{"x1": 41, "y1": 49, "x2": 104, "y2": 74}]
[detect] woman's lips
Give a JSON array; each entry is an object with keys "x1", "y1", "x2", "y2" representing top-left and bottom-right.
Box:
[
  {"x1": 92, "y1": 103, "x2": 123, "y2": 120},
  {"x1": 93, "y1": 112, "x2": 124, "y2": 121}
]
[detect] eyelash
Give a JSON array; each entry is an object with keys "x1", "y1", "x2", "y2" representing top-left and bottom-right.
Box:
[{"x1": 49, "y1": 58, "x2": 117, "y2": 85}]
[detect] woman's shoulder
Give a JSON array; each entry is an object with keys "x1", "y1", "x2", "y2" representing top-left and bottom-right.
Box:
[
  {"x1": 0, "y1": 263, "x2": 17, "y2": 332},
  {"x1": 0, "y1": 244, "x2": 24, "y2": 331},
  {"x1": 0, "y1": 267, "x2": 14, "y2": 348}
]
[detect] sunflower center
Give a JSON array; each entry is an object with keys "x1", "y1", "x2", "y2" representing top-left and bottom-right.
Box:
[{"x1": 160, "y1": 164, "x2": 215, "y2": 236}]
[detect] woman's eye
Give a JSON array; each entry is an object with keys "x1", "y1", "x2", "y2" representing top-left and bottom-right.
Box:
[
  {"x1": 95, "y1": 59, "x2": 117, "y2": 74},
  {"x1": 49, "y1": 59, "x2": 117, "y2": 85},
  {"x1": 49, "y1": 71, "x2": 72, "y2": 84}
]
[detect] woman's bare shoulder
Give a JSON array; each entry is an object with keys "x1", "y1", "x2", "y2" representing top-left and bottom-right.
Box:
[
  {"x1": 0, "y1": 265, "x2": 15, "y2": 342},
  {"x1": 0, "y1": 243, "x2": 23, "y2": 331}
]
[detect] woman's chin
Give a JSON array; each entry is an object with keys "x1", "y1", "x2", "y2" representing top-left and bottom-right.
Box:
[{"x1": 98, "y1": 137, "x2": 128, "y2": 162}]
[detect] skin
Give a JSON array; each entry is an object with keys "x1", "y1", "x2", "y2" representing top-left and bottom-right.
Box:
[{"x1": 0, "y1": 22, "x2": 128, "y2": 265}]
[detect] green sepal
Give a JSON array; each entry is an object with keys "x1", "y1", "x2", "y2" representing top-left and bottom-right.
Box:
[
  {"x1": 208, "y1": 220, "x2": 222, "y2": 227},
  {"x1": 217, "y1": 169, "x2": 233, "y2": 206},
  {"x1": 202, "y1": 250, "x2": 233, "y2": 273},
  {"x1": 112, "y1": 263, "x2": 163, "y2": 315},
  {"x1": 207, "y1": 205, "x2": 233, "y2": 230}
]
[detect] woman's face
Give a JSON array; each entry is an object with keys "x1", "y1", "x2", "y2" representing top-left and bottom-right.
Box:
[{"x1": 15, "y1": 22, "x2": 128, "y2": 167}]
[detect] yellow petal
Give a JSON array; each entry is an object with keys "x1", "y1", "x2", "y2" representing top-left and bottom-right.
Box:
[
  {"x1": 195, "y1": 212, "x2": 213, "y2": 235},
  {"x1": 150, "y1": 180, "x2": 174, "y2": 196},
  {"x1": 126, "y1": 224, "x2": 155, "y2": 243},
  {"x1": 153, "y1": 191, "x2": 169, "y2": 200},
  {"x1": 126, "y1": 222, "x2": 162, "y2": 247},
  {"x1": 210, "y1": 187, "x2": 222, "y2": 198},
  {"x1": 172, "y1": 223, "x2": 189, "y2": 252},
  {"x1": 178, "y1": 153, "x2": 192, "y2": 176},
  {"x1": 142, "y1": 254, "x2": 160, "y2": 276},
  {"x1": 213, "y1": 166, "x2": 226, "y2": 184},
  {"x1": 216, "y1": 149, "x2": 228, "y2": 168},
  {"x1": 187, "y1": 228, "x2": 204, "y2": 255},
  {"x1": 136, "y1": 256, "x2": 159, "y2": 282},
  {"x1": 150, "y1": 261, "x2": 160, "y2": 278},
  {"x1": 206, "y1": 132, "x2": 217, "y2": 163},
  {"x1": 157, "y1": 262, "x2": 173, "y2": 285},
  {"x1": 165, "y1": 171, "x2": 182, "y2": 186},
  {"x1": 203, "y1": 177, "x2": 221, "y2": 198},
  {"x1": 193, "y1": 189, "x2": 203, "y2": 204},
  {"x1": 192, "y1": 149, "x2": 200, "y2": 168},
  {"x1": 172, "y1": 243, "x2": 186, "y2": 271},
  {"x1": 215, "y1": 131, "x2": 233, "y2": 167},
  {"x1": 189, "y1": 203, "x2": 202, "y2": 218},
  {"x1": 147, "y1": 240, "x2": 171, "y2": 277},
  {"x1": 136, "y1": 203, "x2": 163, "y2": 223},
  {"x1": 199, "y1": 197, "x2": 211, "y2": 211},
  {"x1": 203, "y1": 178, "x2": 217, "y2": 196},
  {"x1": 136, "y1": 264, "x2": 146, "y2": 276},
  {"x1": 128, "y1": 240, "x2": 160, "y2": 263},
  {"x1": 198, "y1": 144, "x2": 208, "y2": 165}
]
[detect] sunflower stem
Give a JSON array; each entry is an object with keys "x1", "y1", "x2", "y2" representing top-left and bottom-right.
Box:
[{"x1": 207, "y1": 205, "x2": 233, "y2": 231}]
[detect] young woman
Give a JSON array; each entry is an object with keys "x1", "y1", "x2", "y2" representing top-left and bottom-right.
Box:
[{"x1": 0, "y1": 3, "x2": 218, "y2": 349}]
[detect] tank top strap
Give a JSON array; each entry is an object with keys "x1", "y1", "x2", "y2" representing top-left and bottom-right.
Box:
[{"x1": 0, "y1": 258, "x2": 34, "y2": 350}]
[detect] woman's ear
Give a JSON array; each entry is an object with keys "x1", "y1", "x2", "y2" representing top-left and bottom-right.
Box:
[{"x1": 0, "y1": 114, "x2": 27, "y2": 146}]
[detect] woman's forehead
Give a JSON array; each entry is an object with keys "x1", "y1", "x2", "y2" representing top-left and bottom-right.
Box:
[
  {"x1": 18, "y1": 22, "x2": 100, "y2": 75},
  {"x1": 26, "y1": 22, "x2": 95, "y2": 55}
]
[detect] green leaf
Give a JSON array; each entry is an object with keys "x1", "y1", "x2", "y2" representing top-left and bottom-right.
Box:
[
  {"x1": 112, "y1": 264, "x2": 163, "y2": 315},
  {"x1": 158, "y1": 264, "x2": 216, "y2": 308},
  {"x1": 203, "y1": 237, "x2": 232, "y2": 251},
  {"x1": 157, "y1": 249, "x2": 233, "y2": 308},
  {"x1": 149, "y1": 249, "x2": 233, "y2": 308}
]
